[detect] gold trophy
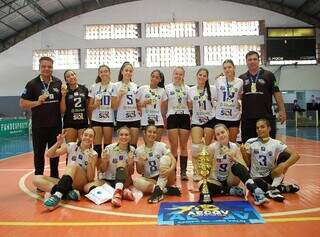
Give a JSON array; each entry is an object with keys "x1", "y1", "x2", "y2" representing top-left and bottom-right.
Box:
[{"x1": 197, "y1": 144, "x2": 213, "y2": 204}]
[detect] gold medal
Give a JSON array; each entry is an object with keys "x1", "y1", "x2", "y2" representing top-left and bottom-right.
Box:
[{"x1": 251, "y1": 83, "x2": 257, "y2": 93}]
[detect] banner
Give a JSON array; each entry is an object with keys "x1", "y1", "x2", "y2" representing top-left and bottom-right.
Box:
[
  {"x1": 0, "y1": 118, "x2": 29, "y2": 137},
  {"x1": 158, "y1": 201, "x2": 264, "y2": 225}
]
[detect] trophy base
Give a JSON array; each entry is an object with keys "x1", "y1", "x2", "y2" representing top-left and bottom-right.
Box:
[{"x1": 199, "y1": 193, "x2": 213, "y2": 204}]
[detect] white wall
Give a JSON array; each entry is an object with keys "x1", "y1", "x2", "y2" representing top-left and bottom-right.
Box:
[{"x1": 0, "y1": 0, "x2": 318, "y2": 97}]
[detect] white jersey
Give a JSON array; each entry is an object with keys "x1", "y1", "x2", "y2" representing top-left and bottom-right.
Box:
[
  {"x1": 135, "y1": 142, "x2": 171, "y2": 178},
  {"x1": 245, "y1": 138, "x2": 287, "y2": 178},
  {"x1": 165, "y1": 83, "x2": 190, "y2": 117},
  {"x1": 99, "y1": 143, "x2": 135, "y2": 180},
  {"x1": 188, "y1": 85, "x2": 216, "y2": 125},
  {"x1": 207, "y1": 142, "x2": 246, "y2": 182},
  {"x1": 89, "y1": 82, "x2": 115, "y2": 123},
  {"x1": 112, "y1": 81, "x2": 140, "y2": 122},
  {"x1": 136, "y1": 85, "x2": 167, "y2": 126},
  {"x1": 67, "y1": 142, "x2": 97, "y2": 172},
  {"x1": 215, "y1": 76, "x2": 243, "y2": 121}
]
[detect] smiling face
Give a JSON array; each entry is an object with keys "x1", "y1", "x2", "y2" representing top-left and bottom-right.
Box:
[
  {"x1": 64, "y1": 70, "x2": 77, "y2": 87},
  {"x1": 118, "y1": 127, "x2": 130, "y2": 145},
  {"x1": 150, "y1": 70, "x2": 161, "y2": 88},
  {"x1": 214, "y1": 125, "x2": 229, "y2": 145},
  {"x1": 196, "y1": 69, "x2": 208, "y2": 87},
  {"x1": 256, "y1": 120, "x2": 271, "y2": 139},
  {"x1": 121, "y1": 64, "x2": 134, "y2": 82},
  {"x1": 40, "y1": 59, "x2": 53, "y2": 78},
  {"x1": 81, "y1": 128, "x2": 95, "y2": 148},
  {"x1": 144, "y1": 125, "x2": 157, "y2": 143},
  {"x1": 98, "y1": 66, "x2": 110, "y2": 83},
  {"x1": 223, "y1": 62, "x2": 235, "y2": 79},
  {"x1": 246, "y1": 53, "x2": 260, "y2": 72},
  {"x1": 173, "y1": 67, "x2": 185, "y2": 86}
]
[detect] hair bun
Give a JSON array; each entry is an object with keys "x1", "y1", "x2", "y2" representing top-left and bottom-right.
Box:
[{"x1": 147, "y1": 119, "x2": 155, "y2": 126}]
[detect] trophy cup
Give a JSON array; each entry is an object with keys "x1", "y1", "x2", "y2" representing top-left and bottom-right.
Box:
[{"x1": 197, "y1": 144, "x2": 213, "y2": 204}]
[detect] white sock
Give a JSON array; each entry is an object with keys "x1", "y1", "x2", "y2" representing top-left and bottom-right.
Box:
[
  {"x1": 53, "y1": 192, "x2": 63, "y2": 199},
  {"x1": 115, "y1": 182, "x2": 124, "y2": 190},
  {"x1": 272, "y1": 175, "x2": 284, "y2": 187}
]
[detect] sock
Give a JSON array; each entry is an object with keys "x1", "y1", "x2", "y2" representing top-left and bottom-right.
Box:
[
  {"x1": 53, "y1": 192, "x2": 63, "y2": 199},
  {"x1": 245, "y1": 179, "x2": 258, "y2": 193},
  {"x1": 93, "y1": 144, "x2": 102, "y2": 158},
  {"x1": 272, "y1": 175, "x2": 284, "y2": 187},
  {"x1": 230, "y1": 163, "x2": 251, "y2": 183},
  {"x1": 56, "y1": 175, "x2": 73, "y2": 195},
  {"x1": 180, "y1": 156, "x2": 188, "y2": 173},
  {"x1": 50, "y1": 185, "x2": 58, "y2": 195},
  {"x1": 115, "y1": 182, "x2": 124, "y2": 190}
]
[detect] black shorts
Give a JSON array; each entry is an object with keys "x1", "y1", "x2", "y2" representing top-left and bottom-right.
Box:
[
  {"x1": 63, "y1": 122, "x2": 89, "y2": 130},
  {"x1": 241, "y1": 117, "x2": 276, "y2": 143},
  {"x1": 91, "y1": 120, "x2": 114, "y2": 128},
  {"x1": 215, "y1": 119, "x2": 240, "y2": 129},
  {"x1": 167, "y1": 114, "x2": 190, "y2": 130},
  {"x1": 116, "y1": 120, "x2": 140, "y2": 129},
  {"x1": 191, "y1": 117, "x2": 217, "y2": 129}
]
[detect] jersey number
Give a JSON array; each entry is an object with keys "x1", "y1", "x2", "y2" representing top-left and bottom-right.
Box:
[
  {"x1": 102, "y1": 95, "x2": 110, "y2": 106},
  {"x1": 74, "y1": 97, "x2": 82, "y2": 108},
  {"x1": 127, "y1": 95, "x2": 133, "y2": 105},
  {"x1": 148, "y1": 160, "x2": 158, "y2": 172},
  {"x1": 258, "y1": 155, "x2": 267, "y2": 166}
]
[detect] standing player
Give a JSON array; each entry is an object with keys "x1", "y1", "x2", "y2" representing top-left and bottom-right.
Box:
[
  {"x1": 136, "y1": 69, "x2": 167, "y2": 141},
  {"x1": 133, "y1": 120, "x2": 180, "y2": 203},
  {"x1": 241, "y1": 118, "x2": 300, "y2": 201},
  {"x1": 164, "y1": 67, "x2": 190, "y2": 180},
  {"x1": 188, "y1": 68, "x2": 216, "y2": 181},
  {"x1": 20, "y1": 56, "x2": 62, "y2": 178},
  {"x1": 215, "y1": 59, "x2": 243, "y2": 142},
  {"x1": 112, "y1": 62, "x2": 140, "y2": 148},
  {"x1": 60, "y1": 70, "x2": 89, "y2": 143},
  {"x1": 88, "y1": 65, "x2": 114, "y2": 159}
]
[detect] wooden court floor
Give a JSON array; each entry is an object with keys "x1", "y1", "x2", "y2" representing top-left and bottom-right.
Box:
[{"x1": 0, "y1": 134, "x2": 319, "y2": 237}]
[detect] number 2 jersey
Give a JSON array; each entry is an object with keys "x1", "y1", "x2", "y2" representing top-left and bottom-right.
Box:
[
  {"x1": 207, "y1": 142, "x2": 247, "y2": 183},
  {"x1": 63, "y1": 84, "x2": 89, "y2": 126},
  {"x1": 214, "y1": 76, "x2": 243, "y2": 121},
  {"x1": 134, "y1": 142, "x2": 171, "y2": 178},
  {"x1": 89, "y1": 82, "x2": 114, "y2": 123},
  {"x1": 67, "y1": 142, "x2": 97, "y2": 172},
  {"x1": 245, "y1": 137, "x2": 287, "y2": 178},
  {"x1": 136, "y1": 85, "x2": 167, "y2": 126},
  {"x1": 112, "y1": 81, "x2": 140, "y2": 122}
]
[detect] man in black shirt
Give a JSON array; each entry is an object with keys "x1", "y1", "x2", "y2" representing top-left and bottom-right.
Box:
[
  {"x1": 20, "y1": 57, "x2": 62, "y2": 178},
  {"x1": 239, "y1": 51, "x2": 286, "y2": 142}
]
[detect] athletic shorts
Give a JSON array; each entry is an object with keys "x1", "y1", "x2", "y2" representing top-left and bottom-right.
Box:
[
  {"x1": 116, "y1": 120, "x2": 141, "y2": 129},
  {"x1": 91, "y1": 120, "x2": 114, "y2": 128},
  {"x1": 214, "y1": 119, "x2": 240, "y2": 129},
  {"x1": 191, "y1": 117, "x2": 217, "y2": 129},
  {"x1": 63, "y1": 122, "x2": 89, "y2": 130},
  {"x1": 166, "y1": 114, "x2": 190, "y2": 130}
]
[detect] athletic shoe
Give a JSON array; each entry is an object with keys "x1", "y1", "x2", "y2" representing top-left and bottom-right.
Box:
[
  {"x1": 252, "y1": 188, "x2": 269, "y2": 206},
  {"x1": 278, "y1": 184, "x2": 300, "y2": 193},
  {"x1": 148, "y1": 186, "x2": 164, "y2": 204},
  {"x1": 266, "y1": 189, "x2": 285, "y2": 202},
  {"x1": 229, "y1": 186, "x2": 245, "y2": 197},
  {"x1": 164, "y1": 186, "x2": 181, "y2": 196},
  {"x1": 111, "y1": 188, "x2": 123, "y2": 207},
  {"x1": 123, "y1": 188, "x2": 135, "y2": 201},
  {"x1": 65, "y1": 189, "x2": 81, "y2": 201},
  {"x1": 44, "y1": 194, "x2": 61, "y2": 210},
  {"x1": 193, "y1": 173, "x2": 202, "y2": 182},
  {"x1": 181, "y1": 171, "x2": 188, "y2": 181}
]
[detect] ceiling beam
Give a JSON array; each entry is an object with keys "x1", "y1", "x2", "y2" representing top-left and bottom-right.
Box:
[
  {"x1": 25, "y1": 0, "x2": 50, "y2": 23},
  {"x1": 57, "y1": 0, "x2": 66, "y2": 10},
  {"x1": 0, "y1": 19, "x2": 17, "y2": 32},
  {"x1": 0, "y1": 0, "x2": 33, "y2": 23}
]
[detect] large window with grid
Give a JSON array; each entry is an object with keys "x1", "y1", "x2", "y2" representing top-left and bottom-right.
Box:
[
  {"x1": 146, "y1": 46, "x2": 200, "y2": 67},
  {"x1": 85, "y1": 23, "x2": 141, "y2": 39},
  {"x1": 146, "y1": 22, "x2": 198, "y2": 38},
  {"x1": 203, "y1": 21, "x2": 259, "y2": 37},
  {"x1": 85, "y1": 48, "x2": 141, "y2": 68},
  {"x1": 32, "y1": 49, "x2": 80, "y2": 70},
  {"x1": 204, "y1": 45, "x2": 261, "y2": 65}
]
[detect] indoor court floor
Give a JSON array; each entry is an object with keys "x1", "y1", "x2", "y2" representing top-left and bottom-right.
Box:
[{"x1": 0, "y1": 128, "x2": 319, "y2": 237}]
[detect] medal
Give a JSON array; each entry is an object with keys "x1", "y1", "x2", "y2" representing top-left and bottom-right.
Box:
[
  {"x1": 226, "y1": 100, "x2": 233, "y2": 106},
  {"x1": 251, "y1": 83, "x2": 257, "y2": 93}
]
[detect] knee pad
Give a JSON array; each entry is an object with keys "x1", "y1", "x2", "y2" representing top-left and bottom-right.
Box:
[
  {"x1": 231, "y1": 163, "x2": 250, "y2": 182},
  {"x1": 254, "y1": 178, "x2": 269, "y2": 192},
  {"x1": 277, "y1": 151, "x2": 290, "y2": 164}
]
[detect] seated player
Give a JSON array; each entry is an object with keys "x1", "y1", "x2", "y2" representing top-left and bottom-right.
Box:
[
  {"x1": 241, "y1": 118, "x2": 300, "y2": 202},
  {"x1": 133, "y1": 120, "x2": 181, "y2": 203},
  {"x1": 193, "y1": 123, "x2": 268, "y2": 206},
  {"x1": 33, "y1": 128, "x2": 98, "y2": 210}
]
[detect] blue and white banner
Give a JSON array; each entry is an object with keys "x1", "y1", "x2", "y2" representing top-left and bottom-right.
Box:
[{"x1": 158, "y1": 201, "x2": 264, "y2": 225}]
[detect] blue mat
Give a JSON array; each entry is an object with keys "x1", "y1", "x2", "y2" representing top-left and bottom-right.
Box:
[{"x1": 158, "y1": 201, "x2": 264, "y2": 225}]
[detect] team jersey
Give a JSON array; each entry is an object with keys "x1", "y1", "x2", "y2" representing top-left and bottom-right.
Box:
[
  {"x1": 136, "y1": 85, "x2": 167, "y2": 126},
  {"x1": 63, "y1": 84, "x2": 89, "y2": 125},
  {"x1": 99, "y1": 143, "x2": 135, "y2": 180},
  {"x1": 67, "y1": 142, "x2": 97, "y2": 172},
  {"x1": 165, "y1": 83, "x2": 190, "y2": 117},
  {"x1": 134, "y1": 142, "x2": 171, "y2": 178},
  {"x1": 245, "y1": 137, "x2": 287, "y2": 178},
  {"x1": 207, "y1": 142, "x2": 246, "y2": 182},
  {"x1": 188, "y1": 85, "x2": 216, "y2": 125},
  {"x1": 89, "y1": 82, "x2": 114, "y2": 123},
  {"x1": 214, "y1": 76, "x2": 243, "y2": 121},
  {"x1": 112, "y1": 81, "x2": 140, "y2": 122}
]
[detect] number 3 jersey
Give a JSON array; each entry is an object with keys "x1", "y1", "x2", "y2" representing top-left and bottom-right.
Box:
[
  {"x1": 89, "y1": 82, "x2": 114, "y2": 123},
  {"x1": 207, "y1": 142, "x2": 247, "y2": 182},
  {"x1": 214, "y1": 76, "x2": 243, "y2": 121},
  {"x1": 245, "y1": 138, "x2": 287, "y2": 178},
  {"x1": 188, "y1": 85, "x2": 216, "y2": 125},
  {"x1": 63, "y1": 84, "x2": 89, "y2": 125},
  {"x1": 136, "y1": 85, "x2": 167, "y2": 126},
  {"x1": 67, "y1": 142, "x2": 97, "y2": 172},
  {"x1": 99, "y1": 143, "x2": 135, "y2": 180},
  {"x1": 112, "y1": 81, "x2": 140, "y2": 122},
  {"x1": 134, "y1": 142, "x2": 171, "y2": 178}
]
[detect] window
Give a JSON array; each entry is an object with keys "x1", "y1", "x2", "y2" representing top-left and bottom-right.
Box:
[
  {"x1": 146, "y1": 22, "x2": 197, "y2": 38},
  {"x1": 32, "y1": 49, "x2": 80, "y2": 70},
  {"x1": 85, "y1": 24, "x2": 141, "y2": 39},
  {"x1": 85, "y1": 48, "x2": 141, "y2": 68},
  {"x1": 204, "y1": 45, "x2": 261, "y2": 65},
  {"x1": 203, "y1": 21, "x2": 259, "y2": 36},
  {"x1": 146, "y1": 46, "x2": 200, "y2": 67}
]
